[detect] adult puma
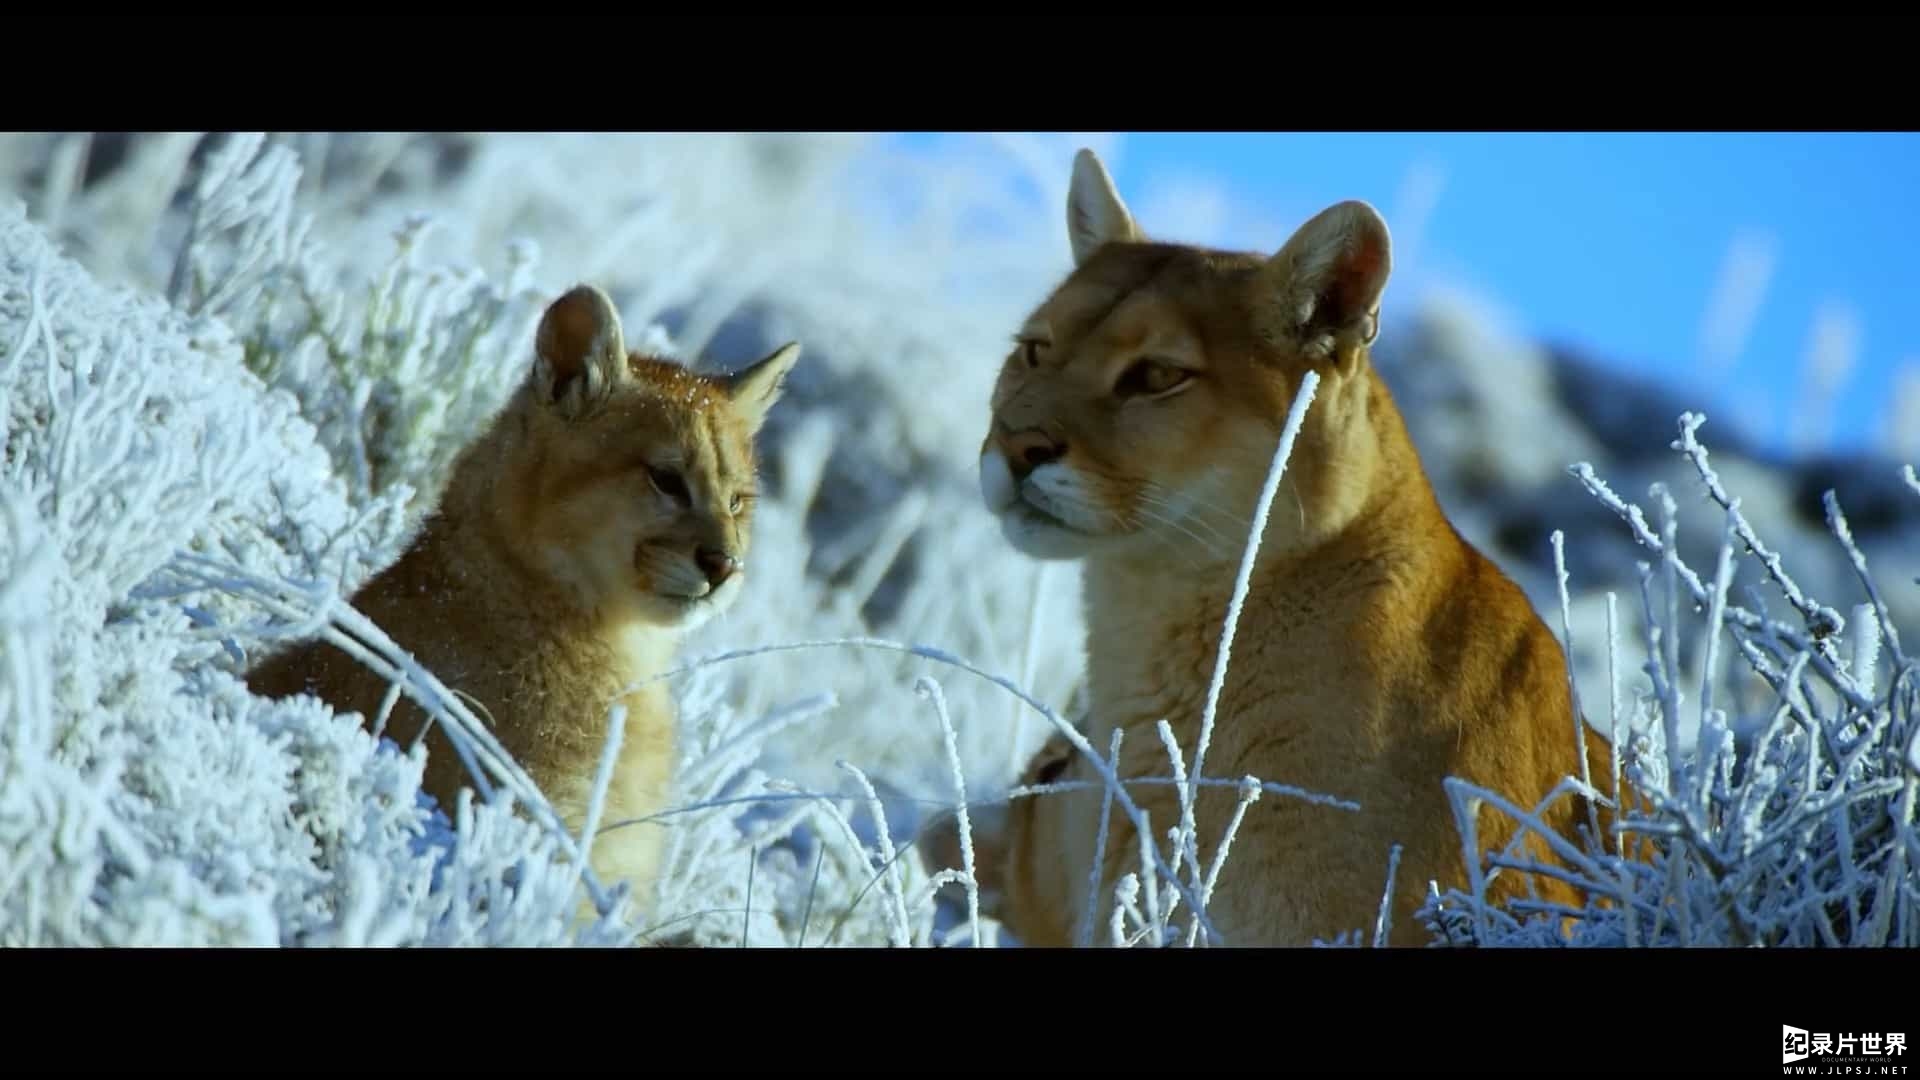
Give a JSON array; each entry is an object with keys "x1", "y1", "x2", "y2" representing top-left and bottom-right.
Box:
[{"x1": 973, "y1": 150, "x2": 1615, "y2": 946}]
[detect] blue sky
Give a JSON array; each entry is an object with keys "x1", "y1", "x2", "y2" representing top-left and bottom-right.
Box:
[{"x1": 895, "y1": 133, "x2": 1919, "y2": 462}]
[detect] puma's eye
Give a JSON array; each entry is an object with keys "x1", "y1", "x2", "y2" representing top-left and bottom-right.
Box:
[
  {"x1": 729, "y1": 493, "x2": 743, "y2": 514},
  {"x1": 648, "y1": 466, "x2": 690, "y2": 504},
  {"x1": 1114, "y1": 359, "x2": 1191, "y2": 399}
]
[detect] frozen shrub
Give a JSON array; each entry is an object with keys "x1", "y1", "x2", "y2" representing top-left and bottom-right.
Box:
[{"x1": 1420, "y1": 417, "x2": 1919, "y2": 948}]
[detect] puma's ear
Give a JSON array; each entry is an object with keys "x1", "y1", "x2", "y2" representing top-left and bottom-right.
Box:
[
  {"x1": 1066, "y1": 148, "x2": 1143, "y2": 266},
  {"x1": 1262, "y1": 200, "x2": 1393, "y2": 371},
  {"x1": 725, "y1": 341, "x2": 801, "y2": 435},
  {"x1": 533, "y1": 284, "x2": 628, "y2": 419}
]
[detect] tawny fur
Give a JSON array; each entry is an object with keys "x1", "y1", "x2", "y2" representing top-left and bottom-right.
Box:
[
  {"x1": 247, "y1": 284, "x2": 799, "y2": 924},
  {"x1": 967, "y1": 150, "x2": 1624, "y2": 948}
]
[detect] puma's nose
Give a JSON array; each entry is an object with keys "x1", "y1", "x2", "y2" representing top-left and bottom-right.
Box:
[
  {"x1": 695, "y1": 547, "x2": 738, "y2": 587},
  {"x1": 998, "y1": 428, "x2": 1066, "y2": 481}
]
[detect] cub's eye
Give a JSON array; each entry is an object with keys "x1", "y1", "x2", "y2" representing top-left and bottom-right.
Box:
[
  {"x1": 647, "y1": 466, "x2": 690, "y2": 504},
  {"x1": 729, "y1": 493, "x2": 743, "y2": 515},
  {"x1": 1114, "y1": 359, "x2": 1191, "y2": 399}
]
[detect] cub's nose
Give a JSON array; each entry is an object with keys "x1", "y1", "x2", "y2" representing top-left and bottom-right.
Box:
[
  {"x1": 997, "y1": 428, "x2": 1066, "y2": 481},
  {"x1": 695, "y1": 546, "x2": 738, "y2": 588}
]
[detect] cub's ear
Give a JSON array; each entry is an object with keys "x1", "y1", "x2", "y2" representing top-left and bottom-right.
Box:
[
  {"x1": 1261, "y1": 200, "x2": 1393, "y2": 371},
  {"x1": 726, "y1": 341, "x2": 801, "y2": 434},
  {"x1": 533, "y1": 284, "x2": 629, "y2": 419},
  {"x1": 1022, "y1": 732, "x2": 1077, "y2": 787},
  {"x1": 1066, "y1": 148, "x2": 1143, "y2": 266}
]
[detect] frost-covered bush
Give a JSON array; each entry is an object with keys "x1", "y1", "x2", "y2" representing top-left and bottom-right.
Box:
[
  {"x1": 1420, "y1": 418, "x2": 1920, "y2": 948},
  {"x1": 0, "y1": 198, "x2": 618, "y2": 945}
]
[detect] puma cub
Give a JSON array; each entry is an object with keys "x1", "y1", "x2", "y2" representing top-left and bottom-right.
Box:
[
  {"x1": 972, "y1": 150, "x2": 1615, "y2": 947},
  {"x1": 247, "y1": 284, "x2": 799, "y2": 922}
]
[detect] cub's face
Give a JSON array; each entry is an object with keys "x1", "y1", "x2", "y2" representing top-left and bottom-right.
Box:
[
  {"x1": 510, "y1": 285, "x2": 799, "y2": 631},
  {"x1": 980, "y1": 149, "x2": 1393, "y2": 566}
]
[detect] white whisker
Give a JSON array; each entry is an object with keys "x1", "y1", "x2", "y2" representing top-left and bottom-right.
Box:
[
  {"x1": 1132, "y1": 488, "x2": 1239, "y2": 544},
  {"x1": 1137, "y1": 481, "x2": 1254, "y2": 539},
  {"x1": 1129, "y1": 504, "x2": 1227, "y2": 565}
]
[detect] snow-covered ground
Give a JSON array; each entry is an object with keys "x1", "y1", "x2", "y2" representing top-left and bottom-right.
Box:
[{"x1": 3, "y1": 132, "x2": 1914, "y2": 947}]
